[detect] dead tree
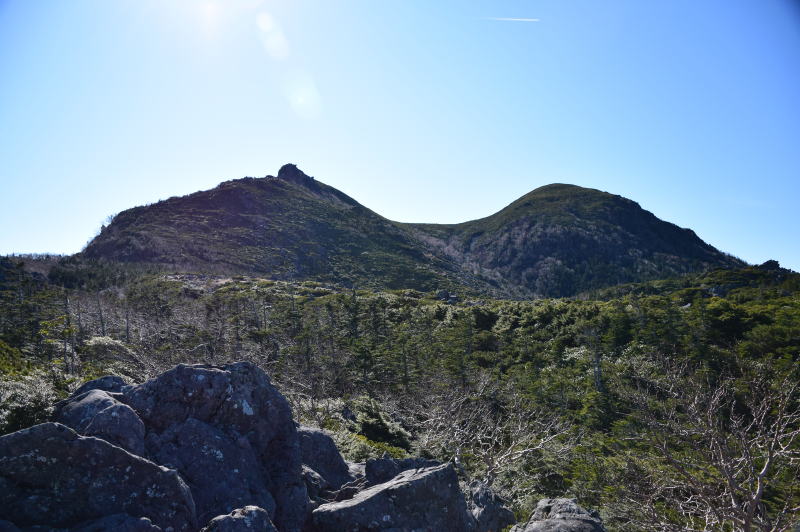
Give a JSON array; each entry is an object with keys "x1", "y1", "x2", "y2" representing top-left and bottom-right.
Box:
[{"x1": 635, "y1": 372, "x2": 800, "y2": 532}]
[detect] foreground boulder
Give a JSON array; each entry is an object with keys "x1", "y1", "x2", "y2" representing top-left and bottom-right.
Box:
[
  {"x1": 201, "y1": 506, "x2": 277, "y2": 532},
  {"x1": 124, "y1": 363, "x2": 306, "y2": 530},
  {"x1": 363, "y1": 456, "x2": 440, "y2": 487},
  {"x1": 324, "y1": 456, "x2": 442, "y2": 504},
  {"x1": 297, "y1": 426, "x2": 353, "y2": 491},
  {"x1": 0, "y1": 422, "x2": 196, "y2": 531},
  {"x1": 511, "y1": 498, "x2": 605, "y2": 532},
  {"x1": 55, "y1": 388, "x2": 146, "y2": 456},
  {"x1": 1, "y1": 361, "x2": 516, "y2": 532},
  {"x1": 469, "y1": 481, "x2": 516, "y2": 532},
  {"x1": 146, "y1": 416, "x2": 277, "y2": 524},
  {"x1": 71, "y1": 514, "x2": 163, "y2": 532},
  {"x1": 51, "y1": 363, "x2": 305, "y2": 531},
  {"x1": 71, "y1": 374, "x2": 128, "y2": 396},
  {"x1": 311, "y1": 463, "x2": 476, "y2": 532}
]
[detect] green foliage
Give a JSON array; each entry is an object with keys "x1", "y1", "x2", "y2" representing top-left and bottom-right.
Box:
[
  {"x1": 0, "y1": 258, "x2": 798, "y2": 529},
  {"x1": 0, "y1": 371, "x2": 61, "y2": 435},
  {"x1": 0, "y1": 340, "x2": 27, "y2": 377},
  {"x1": 411, "y1": 184, "x2": 743, "y2": 297},
  {"x1": 348, "y1": 395, "x2": 412, "y2": 451},
  {"x1": 330, "y1": 429, "x2": 409, "y2": 462}
]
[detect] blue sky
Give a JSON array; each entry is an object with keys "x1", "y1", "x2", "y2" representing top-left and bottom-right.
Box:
[{"x1": 1, "y1": 0, "x2": 799, "y2": 270}]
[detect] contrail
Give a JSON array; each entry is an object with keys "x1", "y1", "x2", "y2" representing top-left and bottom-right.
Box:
[{"x1": 486, "y1": 17, "x2": 540, "y2": 22}]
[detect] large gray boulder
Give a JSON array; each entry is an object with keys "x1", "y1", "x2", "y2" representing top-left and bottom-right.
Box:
[
  {"x1": 326, "y1": 456, "x2": 441, "y2": 504},
  {"x1": 71, "y1": 374, "x2": 128, "y2": 396},
  {"x1": 54, "y1": 388, "x2": 146, "y2": 456},
  {"x1": 469, "y1": 481, "x2": 516, "y2": 532},
  {"x1": 4, "y1": 362, "x2": 514, "y2": 532},
  {"x1": 0, "y1": 423, "x2": 196, "y2": 531},
  {"x1": 201, "y1": 506, "x2": 277, "y2": 531},
  {"x1": 124, "y1": 363, "x2": 306, "y2": 530},
  {"x1": 363, "y1": 456, "x2": 440, "y2": 487},
  {"x1": 297, "y1": 426, "x2": 353, "y2": 490},
  {"x1": 146, "y1": 417, "x2": 277, "y2": 524},
  {"x1": 311, "y1": 463, "x2": 476, "y2": 532},
  {"x1": 511, "y1": 498, "x2": 605, "y2": 532},
  {"x1": 52, "y1": 362, "x2": 307, "y2": 532},
  {"x1": 303, "y1": 465, "x2": 336, "y2": 510}
]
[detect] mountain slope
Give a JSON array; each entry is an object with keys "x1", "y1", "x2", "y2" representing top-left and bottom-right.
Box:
[
  {"x1": 82, "y1": 166, "x2": 744, "y2": 297},
  {"x1": 409, "y1": 183, "x2": 743, "y2": 297},
  {"x1": 83, "y1": 165, "x2": 476, "y2": 292}
]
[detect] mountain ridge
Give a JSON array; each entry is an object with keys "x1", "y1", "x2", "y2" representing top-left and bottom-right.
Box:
[
  {"x1": 81, "y1": 164, "x2": 744, "y2": 297},
  {"x1": 408, "y1": 181, "x2": 740, "y2": 297}
]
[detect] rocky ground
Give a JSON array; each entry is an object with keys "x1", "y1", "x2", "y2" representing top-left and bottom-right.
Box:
[{"x1": 0, "y1": 362, "x2": 605, "y2": 531}]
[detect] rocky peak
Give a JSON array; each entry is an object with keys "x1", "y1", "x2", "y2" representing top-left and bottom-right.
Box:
[{"x1": 276, "y1": 164, "x2": 316, "y2": 188}]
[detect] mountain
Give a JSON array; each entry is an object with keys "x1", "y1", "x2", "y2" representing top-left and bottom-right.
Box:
[
  {"x1": 83, "y1": 164, "x2": 476, "y2": 293},
  {"x1": 81, "y1": 165, "x2": 744, "y2": 297},
  {"x1": 409, "y1": 183, "x2": 744, "y2": 297}
]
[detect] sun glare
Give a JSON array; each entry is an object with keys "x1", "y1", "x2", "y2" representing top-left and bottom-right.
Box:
[{"x1": 256, "y1": 11, "x2": 290, "y2": 60}]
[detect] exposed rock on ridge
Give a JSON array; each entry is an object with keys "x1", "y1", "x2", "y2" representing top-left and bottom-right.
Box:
[{"x1": 410, "y1": 183, "x2": 744, "y2": 297}]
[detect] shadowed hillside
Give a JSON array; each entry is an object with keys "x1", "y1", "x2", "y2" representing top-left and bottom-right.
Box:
[
  {"x1": 410, "y1": 183, "x2": 744, "y2": 297},
  {"x1": 82, "y1": 164, "x2": 480, "y2": 294},
  {"x1": 82, "y1": 165, "x2": 744, "y2": 297}
]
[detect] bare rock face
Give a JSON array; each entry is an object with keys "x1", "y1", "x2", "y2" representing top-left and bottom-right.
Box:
[
  {"x1": 39, "y1": 363, "x2": 310, "y2": 531},
  {"x1": 201, "y1": 506, "x2": 277, "y2": 532},
  {"x1": 0, "y1": 520, "x2": 21, "y2": 532},
  {"x1": 302, "y1": 465, "x2": 337, "y2": 512},
  {"x1": 469, "y1": 481, "x2": 517, "y2": 532},
  {"x1": 0, "y1": 423, "x2": 196, "y2": 531},
  {"x1": 363, "y1": 456, "x2": 440, "y2": 487},
  {"x1": 71, "y1": 375, "x2": 128, "y2": 396},
  {"x1": 54, "y1": 388, "x2": 146, "y2": 456},
  {"x1": 311, "y1": 463, "x2": 477, "y2": 532},
  {"x1": 41, "y1": 362, "x2": 306, "y2": 532},
  {"x1": 297, "y1": 426, "x2": 353, "y2": 491},
  {"x1": 145, "y1": 417, "x2": 277, "y2": 525},
  {"x1": 124, "y1": 363, "x2": 306, "y2": 530},
  {"x1": 511, "y1": 498, "x2": 605, "y2": 532}
]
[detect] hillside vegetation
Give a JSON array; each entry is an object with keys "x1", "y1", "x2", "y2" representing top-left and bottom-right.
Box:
[
  {"x1": 411, "y1": 183, "x2": 743, "y2": 297},
  {"x1": 80, "y1": 165, "x2": 743, "y2": 298},
  {"x1": 1, "y1": 255, "x2": 798, "y2": 531},
  {"x1": 82, "y1": 165, "x2": 476, "y2": 295}
]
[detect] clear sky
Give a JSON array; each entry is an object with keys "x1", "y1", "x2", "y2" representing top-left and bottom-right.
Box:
[{"x1": 1, "y1": 0, "x2": 799, "y2": 270}]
